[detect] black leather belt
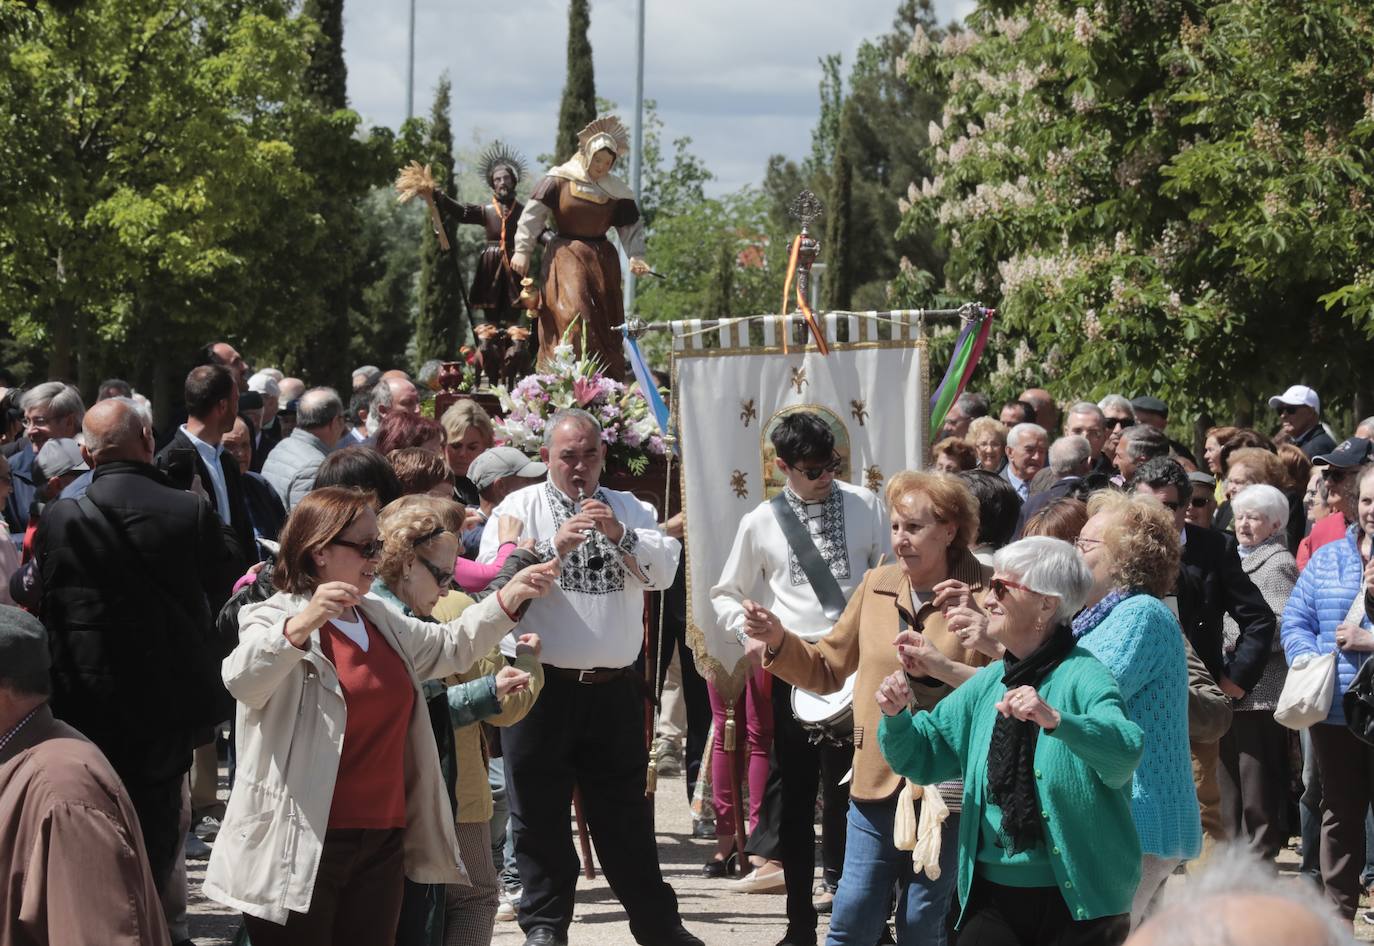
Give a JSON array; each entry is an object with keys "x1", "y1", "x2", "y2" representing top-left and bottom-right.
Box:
[{"x1": 545, "y1": 665, "x2": 637, "y2": 685}]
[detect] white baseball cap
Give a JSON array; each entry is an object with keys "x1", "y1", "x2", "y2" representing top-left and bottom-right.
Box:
[{"x1": 1268, "y1": 385, "x2": 1319, "y2": 413}]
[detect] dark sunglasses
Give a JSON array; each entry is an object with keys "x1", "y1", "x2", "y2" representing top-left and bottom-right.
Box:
[
  {"x1": 331, "y1": 537, "x2": 383, "y2": 560},
  {"x1": 1277, "y1": 404, "x2": 1302, "y2": 415},
  {"x1": 1189, "y1": 496, "x2": 1211, "y2": 508},
  {"x1": 1160, "y1": 500, "x2": 1181, "y2": 512},
  {"x1": 1105, "y1": 417, "x2": 1132, "y2": 430},
  {"x1": 1322, "y1": 468, "x2": 1351, "y2": 482},
  {"x1": 793, "y1": 455, "x2": 842, "y2": 481},
  {"x1": 988, "y1": 577, "x2": 1036, "y2": 599},
  {"x1": 416, "y1": 555, "x2": 453, "y2": 591}
]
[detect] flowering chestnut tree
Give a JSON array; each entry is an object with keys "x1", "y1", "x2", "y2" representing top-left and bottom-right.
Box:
[{"x1": 895, "y1": 0, "x2": 1374, "y2": 428}]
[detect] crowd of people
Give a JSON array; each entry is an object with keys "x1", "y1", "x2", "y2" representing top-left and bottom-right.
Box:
[{"x1": 0, "y1": 350, "x2": 1365, "y2": 946}]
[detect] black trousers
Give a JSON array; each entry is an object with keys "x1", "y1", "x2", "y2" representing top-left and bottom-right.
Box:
[
  {"x1": 126, "y1": 774, "x2": 188, "y2": 892},
  {"x1": 1217, "y1": 709, "x2": 1289, "y2": 858},
  {"x1": 503, "y1": 671, "x2": 684, "y2": 943},
  {"x1": 954, "y1": 878, "x2": 1129, "y2": 946},
  {"x1": 641, "y1": 556, "x2": 712, "y2": 797},
  {"x1": 1309, "y1": 721, "x2": 1374, "y2": 919},
  {"x1": 746, "y1": 679, "x2": 853, "y2": 941}
]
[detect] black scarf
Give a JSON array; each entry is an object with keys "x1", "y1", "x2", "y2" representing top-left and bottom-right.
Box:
[{"x1": 985, "y1": 621, "x2": 1076, "y2": 854}]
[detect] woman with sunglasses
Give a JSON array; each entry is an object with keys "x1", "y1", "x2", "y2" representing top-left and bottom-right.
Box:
[
  {"x1": 877, "y1": 537, "x2": 1143, "y2": 946},
  {"x1": 371, "y1": 494, "x2": 545, "y2": 946},
  {"x1": 741, "y1": 470, "x2": 992, "y2": 946},
  {"x1": 1071, "y1": 491, "x2": 1198, "y2": 924},
  {"x1": 205, "y1": 486, "x2": 559, "y2": 944}
]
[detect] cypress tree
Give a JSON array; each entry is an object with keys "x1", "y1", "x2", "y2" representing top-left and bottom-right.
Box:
[
  {"x1": 415, "y1": 75, "x2": 469, "y2": 363},
  {"x1": 706, "y1": 239, "x2": 735, "y2": 319},
  {"x1": 302, "y1": 0, "x2": 348, "y2": 109},
  {"x1": 554, "y1": 0, "x2": 597, "y2": 162},
  {"x1": 822, "y1": 104, "x2": 855, "y2": 312}
]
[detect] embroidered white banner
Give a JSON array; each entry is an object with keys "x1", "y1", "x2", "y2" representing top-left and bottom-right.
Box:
[{"x1": 672, "y1": 315, "x2": 928, "y2": 700}]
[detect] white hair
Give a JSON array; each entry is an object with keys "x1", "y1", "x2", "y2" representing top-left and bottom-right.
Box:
[
  {"x1": 1006, "y1": 422, "x2": 1047, "y2": 448},
  {"x1": 21, "y1": 381, "x2": 85, "y2": 425},
  {"x1": 1067, "y1": 401, "x2": 1105, "y2": 423},
  {"x1": 1049, "y1": 435, "x2": 1091, "y2": 475},
  {"x1": 992, "y1": 537, "x2": 1094, "y2": 624},
  {"x1": 1098, "y1": 393, "x2": 1135, "y2": 419},
  {"x1": 247, "y1": 371, "x2": 280, "y2": 398},
  {"x1": 1142, "y1": 844, "x2": 1349, "y2": 945},
  {"x1": 1231, "y1": 483, "x2": 1290, "y2": 531}
]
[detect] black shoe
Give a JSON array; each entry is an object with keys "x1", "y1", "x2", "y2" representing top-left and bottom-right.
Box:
[
  {"x1": 523, "y1": 929, "x2": 567, "y2": 946},
  {"x1": 701, "y1": 851, "x2": 738, "y2": 878},
  {"x1": 651, "y1": 926, "x2": 705, "y2": 946},
  {"x1": 773, "y1": 930, "x2": 817, "y2": 946}
]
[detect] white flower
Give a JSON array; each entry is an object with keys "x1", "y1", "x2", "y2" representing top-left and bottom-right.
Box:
[
  {"x1": 1073, "y1": 7, "x2": 1097, "y2": 43},
  {"x1": 927, "y1": 120, "x2": 943, "y2": 147},
  {"x1": 552, "y1": 343, "x2": 576, "y2": 368}
]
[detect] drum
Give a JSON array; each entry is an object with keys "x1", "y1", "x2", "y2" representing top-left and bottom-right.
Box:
[{"x1": 790, "y1": 674, "x2": 856, "y2": 747}]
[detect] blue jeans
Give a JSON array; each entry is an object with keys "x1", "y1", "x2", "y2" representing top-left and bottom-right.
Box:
[
  {"x1": 488, "y1": 756, "x2": 519, "y2": 890},
  {"x1": 826, "y1": 797, "x2": 959, "y2": 946}
]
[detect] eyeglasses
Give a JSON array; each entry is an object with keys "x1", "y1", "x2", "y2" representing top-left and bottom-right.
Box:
[
  {"x1": 416, "y1": 556, "x2": 453, "y2": 591},
  {"x1": 1105, "y1": 417, "x2": 1133, "y2": 430},
  {"x1": 1322, "y1": 468, "x2": 1351, "y2": 482},
  {"x1": 22, "y1": 416, "x2": 49, "y2": 428},
  {"x1": 1160, "y1": 500, "x2": 1181, "y2": 512},
  {"x1": 988, "y1": 577, "x2": 1036, "y2": 600},
  {"x1": 331, "y1": 537, "x2": 383, "y2": 560},
  {"x1": 1074, "y1": 536, "x2": 1103, "y2": 553},
  {"x1": 792, "y1": 455, "x2": 842, "y2": 481},
  {"x1": 1277, "y1": 404, "x2": 1302, "y2": 415},
  {"x1": 1189, "y1": 496, "x2": 1211, "y2": 508}
]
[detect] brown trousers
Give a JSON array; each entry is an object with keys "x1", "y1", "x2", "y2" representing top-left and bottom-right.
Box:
[
  {"x1": 242, "y1": 828, "x2": 405, "y2": 945},
  {"x1": 1217, "y1": 710, "x2": 1290, "y2": 858},
  {"x1": 1309, "y1": 723, "x2": 1374, "y2": 919}
]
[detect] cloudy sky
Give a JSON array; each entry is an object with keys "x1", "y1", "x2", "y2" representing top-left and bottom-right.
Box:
[{"x1": 341, "y1": 0, "x2": 975, "y2": 195}]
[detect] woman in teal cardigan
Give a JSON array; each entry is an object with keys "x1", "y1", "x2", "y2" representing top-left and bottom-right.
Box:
[
  {"x1": 878, "y1": 537, "x2": 1143, "y2": 946},
  {"x1": 1073, "y1": 491, "x2": 1200, "y2": 922}
]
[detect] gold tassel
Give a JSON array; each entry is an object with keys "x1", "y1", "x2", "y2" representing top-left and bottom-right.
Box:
[
  {"x1": 724, "y1": 706, "x2": 737, "y2": 753},
  {"x1": 645, "y1": 760, "x2": 658, "y2": 796}
]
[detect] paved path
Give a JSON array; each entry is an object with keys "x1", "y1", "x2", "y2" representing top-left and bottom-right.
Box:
[{"x1": 187, "y1": 773, "x2": 1374, "y2": 944}]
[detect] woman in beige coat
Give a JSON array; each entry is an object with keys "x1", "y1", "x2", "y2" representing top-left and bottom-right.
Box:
[{"x1": 203, "y1": 487, "x2": 558, "y2": 944}]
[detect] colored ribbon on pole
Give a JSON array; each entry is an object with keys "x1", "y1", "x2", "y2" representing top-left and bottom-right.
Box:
[
  {"x1": 928, "y1": 309, "x2": 995, "y2": 442},
  {"x1": 780, "y1": 236, "x2": 829, "y2": 356},
  {"x1": 622, "y1": 326, "x2": 675, "y2": 452}
]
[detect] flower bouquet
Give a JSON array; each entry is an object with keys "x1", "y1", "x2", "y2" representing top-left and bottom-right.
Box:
[{"x1": 493, "y1": 321, "x2": 667, "y2": 475}]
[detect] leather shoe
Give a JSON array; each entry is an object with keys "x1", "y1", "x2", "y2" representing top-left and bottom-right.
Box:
[
  {"x1": 651, "y1": 926, "x2": 704, "y2": 946},
  {"x1": 726, "y1": 861, "x2": 786, "y2": 893},
  {"x1": 522, "y1": 929, "x2": 567, "y2": 946}
]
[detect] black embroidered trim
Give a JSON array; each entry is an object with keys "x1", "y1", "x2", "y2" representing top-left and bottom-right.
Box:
[
  {"x1": 783, "y1": 486, "x2": 850, "y2": 587},
  {"x1": 545, "y1": 482, "x2": 625, "y2": 596}
]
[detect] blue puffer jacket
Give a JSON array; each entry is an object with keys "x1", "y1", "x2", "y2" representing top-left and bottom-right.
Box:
[{"x1": 1281, "y1": 524, "x2": 1371, "y2": 725}]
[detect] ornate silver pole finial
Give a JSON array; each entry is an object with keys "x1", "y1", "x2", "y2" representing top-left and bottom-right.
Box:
[{"x1": 789, "y1": 190, "x2": 825, "y2": 236}]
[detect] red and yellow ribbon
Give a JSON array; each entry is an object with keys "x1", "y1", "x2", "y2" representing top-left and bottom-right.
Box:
[{"x1": 780, "y1": 235, "x2": 829, "y2": 355}]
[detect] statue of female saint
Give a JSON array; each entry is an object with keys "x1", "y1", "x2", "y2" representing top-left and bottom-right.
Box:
[{"x1": 511, "y1": 116, "x2": 649, "y2": 378}]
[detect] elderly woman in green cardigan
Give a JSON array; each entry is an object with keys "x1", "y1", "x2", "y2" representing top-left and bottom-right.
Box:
[{"x1": 877, "y1": 537, "x2": 1143, "y2": 946}]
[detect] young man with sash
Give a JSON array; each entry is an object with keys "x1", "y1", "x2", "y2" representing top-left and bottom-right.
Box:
[{"x1": 711, "y1": 411, "x2": 886, "y2": 946}]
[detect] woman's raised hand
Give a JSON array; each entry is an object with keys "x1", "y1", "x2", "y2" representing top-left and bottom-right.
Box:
[
  {"x1": 995, "y1": 684, "x2": 1061, "y2": 731},
  {"x1": 500, "y1": 559, "x2": 561, "y2": 608},
  {"x1": 285, "y1": 581, "x2": 361, "y2": 646},
  {"x1": 876, "y1": 669, "x2": 914, "y2": 717}
]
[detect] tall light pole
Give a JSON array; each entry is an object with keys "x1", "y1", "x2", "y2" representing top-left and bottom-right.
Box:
[
  {"x1": 625, "y1": 0, "x2": 645, "y2": 313},
  {"x1": 405, "y1": 0, "x2": 416, "y2": 120}
]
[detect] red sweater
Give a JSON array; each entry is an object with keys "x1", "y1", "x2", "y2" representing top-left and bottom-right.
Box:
[
  {"x1": 319, "y1": 615, "x2": 415, "y2": 830},
  {"x1": 1298, "y1": 513, "x2": 1347, "y2": 571}
]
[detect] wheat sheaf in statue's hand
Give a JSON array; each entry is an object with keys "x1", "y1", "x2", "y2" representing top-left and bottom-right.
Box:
[{"x1": 393, "y1": 161, "x2": 437, "y2": 202}]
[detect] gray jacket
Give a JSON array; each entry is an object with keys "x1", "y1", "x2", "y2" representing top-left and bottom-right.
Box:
[{"x1": 259, "y1": 428, "x2": 331, "y2": 510}]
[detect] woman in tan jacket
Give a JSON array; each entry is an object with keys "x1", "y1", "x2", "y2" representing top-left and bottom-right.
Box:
[
  {"x1": 204, "y1": 487, "x2": 558, "y2": 944},
  {"x1": 744, "y1": 471, "x2": 994, "y2": 946}
]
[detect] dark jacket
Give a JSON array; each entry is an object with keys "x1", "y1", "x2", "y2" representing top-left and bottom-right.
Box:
[
  {"x1": 250, "y1": 418, "x2": 282, "y2": 474},
  {"x1": 3, "y1": 439, "x2": 36, "y2": 534},
  {"x1": 241, "y1": 470, "x2": 287, "y2": 550},
  {"x1": 1293, "y1": 424, "x2": 1337, "y2": 461},
  {"x1": 34, "y1": 461, "x2": 239, "y2": 784},
  {"x1": 156, "y1": 428, "x2": 258, "y2": 572},
  {"x1": 1176, "y1": 523, "x2": 1277, "y2": 691}
]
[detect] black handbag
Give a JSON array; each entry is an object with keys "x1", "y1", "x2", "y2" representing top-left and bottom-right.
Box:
[{"x1": 1343, "y1": 657, "x2": 1374, "y2": 746}]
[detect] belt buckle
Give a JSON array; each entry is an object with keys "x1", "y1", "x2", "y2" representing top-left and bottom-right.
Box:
[{"x1": 578, "y1": 669, "x2": 595, "y2": 684}]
